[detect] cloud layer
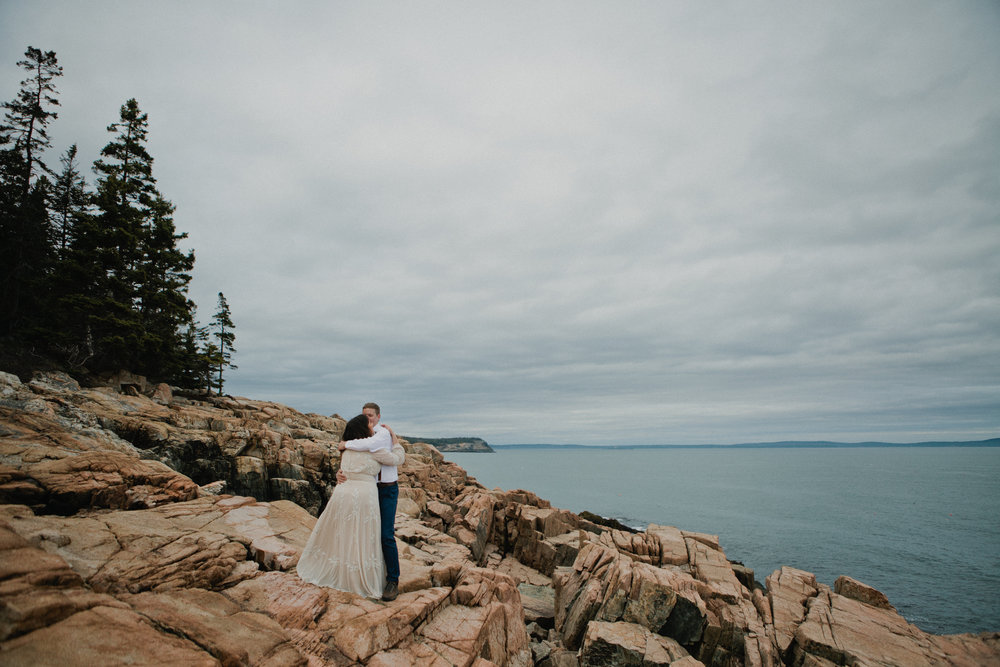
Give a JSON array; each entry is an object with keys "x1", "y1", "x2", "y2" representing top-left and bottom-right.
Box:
[{"x1": 4, "y1": 1, "x2": 998, "y2": 444}]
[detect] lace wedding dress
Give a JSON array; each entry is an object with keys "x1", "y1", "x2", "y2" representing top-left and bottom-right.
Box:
[{"x1": 296, "y1": 449, "x2": 386, "y2": 598}]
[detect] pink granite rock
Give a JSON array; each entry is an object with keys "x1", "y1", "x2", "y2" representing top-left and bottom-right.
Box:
[
  {"x1": 766, "y1": 566, "x2": 819, "y2": 653},
  {"x1": 2, "y1": 368, "x2": 999, "y2": 667},
  {"x1": 833, "y1": 574, "x2": 894, "y2": 610},
  {"x1": 123, "y1": 588, "x2": 307, "y2": 665},
  {"x1": 581, "y1": 620, "x2": 696, "y2": 666},
  {"x1": 554, "y1": 542, "x2": 709, "y2": 651},
  {"x1": 29, "y1": 450, "x2": 198, "y2": 512},
  {"x1": 647, "y1": 523, "x2": 690, "y2": 566},
  {"x1": 1, "y1": 605, "x2": 220, "y2": 665}
]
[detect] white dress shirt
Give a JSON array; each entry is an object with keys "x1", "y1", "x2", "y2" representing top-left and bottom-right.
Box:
[{"x1": 342, "y1": 425, "x2": 399, "y2": 483}]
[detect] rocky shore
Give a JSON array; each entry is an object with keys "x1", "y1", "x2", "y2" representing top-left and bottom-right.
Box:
[{"x1": 1, "y1": 370, "x2": 997, "y2": 666}]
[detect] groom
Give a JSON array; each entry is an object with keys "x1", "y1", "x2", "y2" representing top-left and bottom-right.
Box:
[{"x1": 337, "y1": 402, "x2": 401, "y2": 601}]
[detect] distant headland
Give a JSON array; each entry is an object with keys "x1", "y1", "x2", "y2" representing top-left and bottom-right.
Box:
[{"x1": 403, "y1": 436, "x2": 495, "y2": 452}]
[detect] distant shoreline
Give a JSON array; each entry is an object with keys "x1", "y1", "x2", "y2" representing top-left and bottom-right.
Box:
[{"x1": 491, "y1": 438, "x2": 1000, "y2": 450}]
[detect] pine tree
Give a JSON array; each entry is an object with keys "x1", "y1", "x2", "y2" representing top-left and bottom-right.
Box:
[
  {"x1": 210, "y1": 292, "x2": 237, "y2": 395},
  {"x1": 0, "y1": 47, "x2": 62, "y2": 338}
]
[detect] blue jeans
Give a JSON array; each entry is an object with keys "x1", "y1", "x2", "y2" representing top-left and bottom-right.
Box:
[{"x1": 378, "y1": 482, "x2": 400, "y2": 583}]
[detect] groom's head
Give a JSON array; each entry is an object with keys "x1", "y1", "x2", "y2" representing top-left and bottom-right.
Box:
[{"x1": 362, "y1": 402, "x2": 380, "y2": 429}]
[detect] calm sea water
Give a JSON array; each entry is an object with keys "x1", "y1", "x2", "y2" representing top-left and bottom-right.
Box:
[{"x1": 445, "y1": 446, "x2": 1000, "y2": 635}]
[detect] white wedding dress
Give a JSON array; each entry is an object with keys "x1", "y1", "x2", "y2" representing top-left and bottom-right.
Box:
[{"x1": 296, "y1": 449, "x2": 388, "y2": 598}]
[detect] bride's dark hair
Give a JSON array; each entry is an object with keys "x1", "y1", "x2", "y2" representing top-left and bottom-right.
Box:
[{"x1": 342, "y1": 414, "x2": 373, "y2": 442}]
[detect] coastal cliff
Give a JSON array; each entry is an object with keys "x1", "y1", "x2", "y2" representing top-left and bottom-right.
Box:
[{"x1": 1, "y1": 370, "x2": 997, "y2": 666}]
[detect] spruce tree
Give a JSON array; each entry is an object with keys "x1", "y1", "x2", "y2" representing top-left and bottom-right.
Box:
[
  {"x1": 72, "y1": 98, "x2": 197, "y2": 379},
  {"x1": 1, "y1": 51, "x2": 205, "y2": 384},
  {"x1": 135, "y1": 194, "x2": 196, "y2": 378},
  {"x1": 1, "y1": 47, "x2": 61, "y2": 200},
  {"x1": 51, "y1": 144, "x2": 87, "y2": 253},
  {"x1": 36, "y1": 145, "x2": 92, "y2": 362},
  {"x1": 210, "y1": 292, "x2": 237, "y2": 395},
  {"x1": 0, "y1": 47, "x2": 62, "y2": 338},
  {"x1": 176, "y1": 318, "x2": 212, "y2": 392}
]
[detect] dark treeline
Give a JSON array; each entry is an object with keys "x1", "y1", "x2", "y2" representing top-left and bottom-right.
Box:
[{"x1": 0, "y1": 47, "x2": 235, "y2": 392}]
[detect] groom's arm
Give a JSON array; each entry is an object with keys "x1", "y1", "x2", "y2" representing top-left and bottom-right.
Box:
[{"x1": 339, "y1": 428, "x2": 391, "y2": 452}]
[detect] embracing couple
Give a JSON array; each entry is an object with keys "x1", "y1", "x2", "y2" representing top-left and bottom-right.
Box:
[{"x1": 296, "y1": 403, "x2": 404, "y2": 601}]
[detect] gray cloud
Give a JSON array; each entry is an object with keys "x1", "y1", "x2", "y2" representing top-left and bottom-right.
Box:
[{"x1": 3, "y1": 1, "x2": 998, "y2": 444}]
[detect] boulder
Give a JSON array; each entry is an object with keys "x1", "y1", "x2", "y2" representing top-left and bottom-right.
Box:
[
  {"x1": 833, "y1": 574, "x2": 893, "y2": 610},
  {"x1": 519, "y1": 582, "x2": 556, "y2": 628},
  {"x1": 0, "y1": 371, "x2": 22, "y2": 394},
  {"x1": 685, "y1": 536, "x2": 743, "y2": 604},
  {"x1": 451, "y1": 489, "x2": 497, "y2": 563},
  {"x1": 554, "y1": 542, "x2": 708, "y2": 651},
  {"x1": 793, "y1": 588, "x2": 940, "y2": 666},
  {"x1": 27, "y1": 450, "x2": 199, "y2": 514},
  {"x1": 647, "y1": 524, "x2": 689, "y2": 566},
  {"x1": 492, "y1": 554, "x2": 553, "y2": 587},
  {"x1": 0, "y1": 495, "x2": 313, "y2": 596},
  {"x1": 580, "y1": 621, "x2": 696, "y2": 666},
  {"x1": 149, "y1": 382, "x2": 173, "y2": 405},
  {"x1": 27, "y1": 370, "x2": 80, "y2": 393},
  {"x1": 225, "y1": 568, "x2": 531, "y2": 666},
  {"x1": 595, "y1": 528, "x2": 662, "y2": 566},
  {"x1": 766, "y1": 566, "x2": 819, "y2": 653}
]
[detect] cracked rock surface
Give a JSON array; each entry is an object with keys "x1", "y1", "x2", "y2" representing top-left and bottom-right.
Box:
[{"x1": 1, "y1": 370, "x2": 998, "y2": 666}]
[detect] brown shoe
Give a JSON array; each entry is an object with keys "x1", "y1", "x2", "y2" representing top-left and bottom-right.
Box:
[{"x1": 381, "y1": 581, "x2": 398, "y2": 601}]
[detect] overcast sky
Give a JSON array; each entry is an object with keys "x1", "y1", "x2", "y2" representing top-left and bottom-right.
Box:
[{"x1": 3, "y1": 1, "x2": 998, "y2": 445}]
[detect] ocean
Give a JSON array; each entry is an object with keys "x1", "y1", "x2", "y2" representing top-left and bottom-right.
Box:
[{"x1": 444, "y1": 446, "x2": 1000, "y2": 636}]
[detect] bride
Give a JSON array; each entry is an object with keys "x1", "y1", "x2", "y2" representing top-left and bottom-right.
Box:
[{"x1": 296, "y1": 414, "x2": 405, "y2": 598}]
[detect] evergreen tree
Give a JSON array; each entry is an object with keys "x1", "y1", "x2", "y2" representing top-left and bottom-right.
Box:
[
  {"x1": 37, "y1": 145, "x2": 92, "y2": 362},
  {"x1": 210, "y1": 292, "x2": 237, "y2": 395},
  {"x1": 202, "y1": 342, "x2": 221, "y2": 394},
  {"x1": 1, "y1": 47, "x2": 61, "y2": 199},
  {"x1": 1, "y1": 50, "x2": 207, "y2": 385},
  {"x1": 135, "y1": 194, "x2": 196, "y2": 378},
  {"x1": 0, "y1": 47, "x2": 62, "y2": 337},
  {"x1": 7, "y1": 175, "x2": 55, "y2": 339},
  {"x1": 51, "y1": 144, "x2": 88, "y2": 253},
  {"x1": 91, "y1": 98, "x2": 156, "y2": 325},
  {"x1": 176, "y1": 318, "x2": 213, "y2": 392},
  {"x1": 68, "y1": 98, "x2": 197, "y2": 379}
]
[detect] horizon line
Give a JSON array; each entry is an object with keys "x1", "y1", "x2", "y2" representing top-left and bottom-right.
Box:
[{"x1": 489, "y1": 437, "x2": 1000, "y2": 449}]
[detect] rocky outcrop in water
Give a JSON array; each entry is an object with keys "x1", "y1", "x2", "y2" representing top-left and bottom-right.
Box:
[{"x1": 1, "y1": 369, "x2": 997, "y2": 666}]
